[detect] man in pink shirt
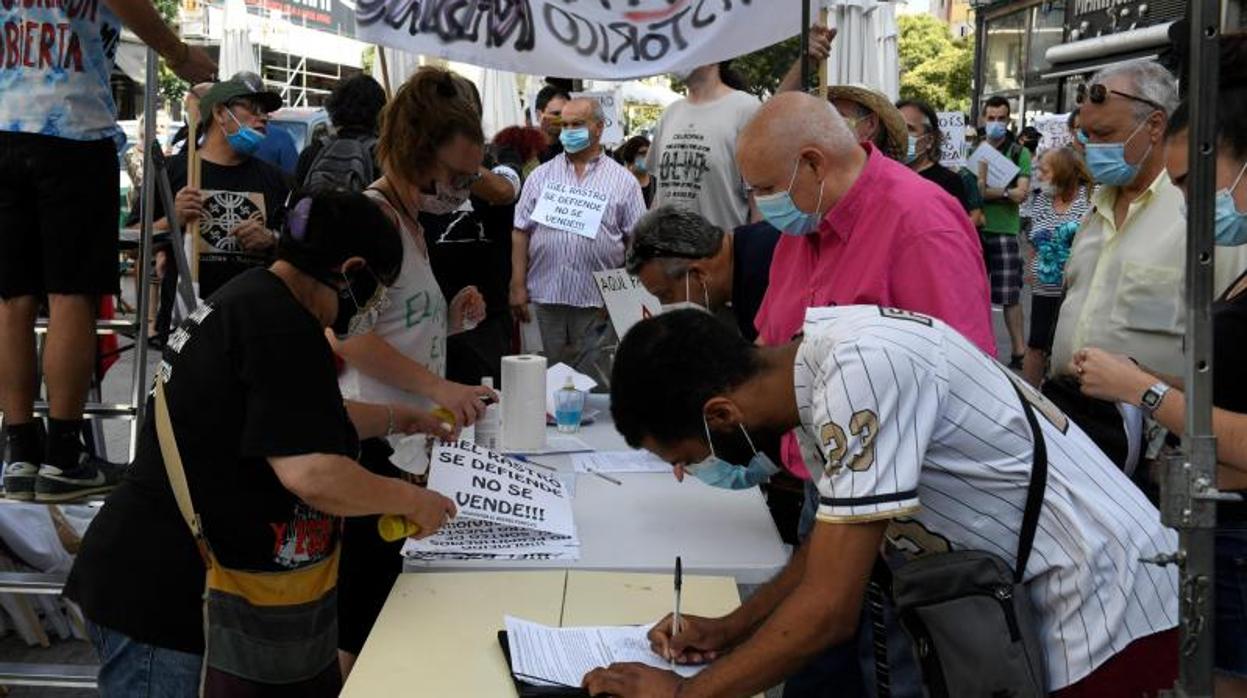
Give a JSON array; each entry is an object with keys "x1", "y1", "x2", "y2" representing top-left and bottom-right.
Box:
[{"x1": 741, "y1": 91, "x2": 994, "y2": 506}]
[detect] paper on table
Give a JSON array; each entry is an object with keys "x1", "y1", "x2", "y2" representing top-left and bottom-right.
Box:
[
  {"x1": 504, "y1": 616, "x2": 704, "y2": 688},
  {"x1": 572, "y1": 450, "x2": 670, "y2": 474},
  {"x1": 546, "y1": 363, "x2": 597, "y2": 416},
  {"x1": 965, "y1": 141, "x2": 1022, "y2": 189},
  {"x1": 506, "y1": 435, "x2": 593, "y2": 456}
]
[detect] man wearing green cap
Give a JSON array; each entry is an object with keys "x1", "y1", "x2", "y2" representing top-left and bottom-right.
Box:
[{"x1": 151, "y1": 72, "x2": 292, "y2": 299}]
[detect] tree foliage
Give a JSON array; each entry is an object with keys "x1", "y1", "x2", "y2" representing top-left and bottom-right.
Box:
[
  {"x1": 155, "y1": 0, "x2": 188, "y2": 105},
  {"x1": 669, "y1": 35, "x2": 802, "y2": 99},
  {"x1": 898, "y1": 14, "x2": 972, "y2": 113}
]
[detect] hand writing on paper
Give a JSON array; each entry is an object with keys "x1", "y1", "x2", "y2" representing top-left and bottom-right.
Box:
[
  {"x1": 648, "y1": 613, "x2": 735, "y2": 665},
  {"x1": 582, "y1": 663, "x2": 683, "y2": 698}
]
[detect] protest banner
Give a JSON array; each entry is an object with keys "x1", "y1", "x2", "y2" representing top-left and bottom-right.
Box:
[
  {"x1": 1034, "y1": 113, "x2": 1073, "y2": 153},
  {"x1": 593, "y1": 269, "x2": 661, "y2": 338},
  {"x1": 937, "y1": 112, "x2": 966, "y2": 169},
  {"x1": 356, "y1": 0, "x2": 803, "y2": 80},
  {"x1": 571, "y1": 91, "x2": 624, "y2": 145},
  {"x1": 531, "y1": 181, "x2": 610, "y2": 239}
]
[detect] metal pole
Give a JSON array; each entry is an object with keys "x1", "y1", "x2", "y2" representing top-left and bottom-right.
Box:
[
  {"x1": 970, "y1": 6, "x2": 987, "y2": 123},
  {"x1": 801, "y1": 0, "x2": 811, "y2": 91},
  {"x1": 1161, "y1": 1, "x2": 1223, "y2": 695},
  {"x1": 131, "y1": 46, "x2": 158, "y2": 461}
]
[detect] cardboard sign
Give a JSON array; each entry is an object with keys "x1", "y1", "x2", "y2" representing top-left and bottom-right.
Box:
[
  {"x1": 426, "y1": 440, "x2": 575, "y2": 537},
  {"x1": 966, "y1": 142, "x2": 1022, "y2": 189},
  {"x1": 531, "y1": 181, "x2": 610, "y2": 239},
  {"x1": 593, "y1": 268, "x2": 661, "y2": 338},
  {"x1": 571, "y1": 91, "x2": 624, "y2": 146},
  {"x1": 937, "y1": 112, "x2": 967, "y2": 169}
]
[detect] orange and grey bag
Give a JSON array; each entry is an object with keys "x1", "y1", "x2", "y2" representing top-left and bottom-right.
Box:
[{"x1": 154, "y1": 378, "x2": 342, "y2": 696}]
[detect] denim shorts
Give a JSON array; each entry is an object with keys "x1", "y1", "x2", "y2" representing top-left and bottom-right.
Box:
[{"x1": 1217, "y1": 526, "x2": 1247, "y2": 678}]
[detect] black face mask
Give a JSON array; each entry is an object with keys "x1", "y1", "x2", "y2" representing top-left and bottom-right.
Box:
[{"x1": 331, "y1": 270, "x2": 382, "y2": 339}]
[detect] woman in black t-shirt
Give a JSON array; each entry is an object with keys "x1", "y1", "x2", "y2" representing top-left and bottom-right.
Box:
[
  {"x1": 1072, "y1": 76, "x2": 1247, "y2": 694},
  {"x1": 65, "y1": 191, "x2": 458, "y2": 697},
  {"x1": 897, "y1": 99, "x2": 975, "y2": 216}
]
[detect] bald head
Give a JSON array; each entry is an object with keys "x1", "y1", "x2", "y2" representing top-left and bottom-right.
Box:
[
  {"x1": 736, "y1": 92, "x2": 866, "y2": 228},
  {"x1": 738, "y1": 92, "x2": 858, "y2": 168}
]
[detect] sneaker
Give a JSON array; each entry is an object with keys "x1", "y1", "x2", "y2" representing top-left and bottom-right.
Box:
[
  {"x1": 35, "y1": 453, "x2": 124, "y2": 502},
  {"x1": 3, "y1": 461, "x2": 39, "y2": 501}
]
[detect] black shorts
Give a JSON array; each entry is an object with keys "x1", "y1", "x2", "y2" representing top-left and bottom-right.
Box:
[
  {"x1": 1027, "y1": 294, "x2": 1063, "y2": 352},
  {"x1": 0, "y1": 132, "x2": 120, "y2": 299}
]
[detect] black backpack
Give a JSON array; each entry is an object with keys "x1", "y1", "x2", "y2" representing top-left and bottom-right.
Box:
[{"x1": 303, "y1": 135, "x2": 377, "y2": 192}]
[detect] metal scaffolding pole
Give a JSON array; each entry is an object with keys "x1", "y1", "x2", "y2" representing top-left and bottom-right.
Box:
[
  {"x1": 129, "y1": 46, "x2": 159, "y2": 461},
  {"x1": 1159, "y1": 1, "x2": 1223, "y2": 695}
]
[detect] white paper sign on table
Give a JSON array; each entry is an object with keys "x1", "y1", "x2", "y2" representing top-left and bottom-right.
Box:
[
  {"x1": 966, "y1": 142, "x2": 1023, "y2": 189},
  {"x1": 570, "y1": 91, "x2": 624, "y2": 145},
  {"x1": 593, "y1": 268, "x2": 661, "y2": 338},
  {"x1": 531, "y1": 181, "x2": 610, "y2": 239},
  {"x1": 937, "y1": 112, "x2": 967, "y2": 169},
  {"x1": 427, "y1": 440, "x2": 575, "y2": 537}
]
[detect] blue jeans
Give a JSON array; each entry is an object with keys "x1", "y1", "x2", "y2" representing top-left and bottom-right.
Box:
[
  {"x1": 1217, "y1": 526, "x2": 1247, "y2": 678},
  {"x1": 88, "y1": 621, "x2": 202, "y2": 697}
]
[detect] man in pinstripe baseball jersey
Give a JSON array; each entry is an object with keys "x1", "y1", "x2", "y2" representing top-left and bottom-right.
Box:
[
  {"x1": 510, "y1": 97, "x2": 647, "y2": 386},
  {"x1": 586, "y1": 307, "x2": 1179, "y2": 698}
]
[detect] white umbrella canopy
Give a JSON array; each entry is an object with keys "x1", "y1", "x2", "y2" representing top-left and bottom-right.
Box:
[
  {"x1": 480, "y1": 69, "x2": 524, "y2": 139},
  {"x1": 823, "y1": 0, "x2": 899, "y2": 100},
  {"x1": 219, "y1": 0, "x2": 259, "y2": 79},
  {"x1": 371, "y1": 47, "x2": 422, "y2": 95}
]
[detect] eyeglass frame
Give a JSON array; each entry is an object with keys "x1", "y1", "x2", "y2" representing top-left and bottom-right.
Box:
[{"x1": 1075, "y1": 83, "x2": 1165, "y2": 114}]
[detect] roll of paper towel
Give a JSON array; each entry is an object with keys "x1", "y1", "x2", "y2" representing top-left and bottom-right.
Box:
[{"x1": 501, "y1": 354, "x2": 547, "y2": 451}]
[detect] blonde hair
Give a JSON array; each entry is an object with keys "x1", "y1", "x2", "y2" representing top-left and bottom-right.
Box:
[
  {"x1": 376, "y1": 66, "x2": 484, "y2": 186},
  {"x1": 1042, "y1": 147, "x2": 1092, "y2": 199}
]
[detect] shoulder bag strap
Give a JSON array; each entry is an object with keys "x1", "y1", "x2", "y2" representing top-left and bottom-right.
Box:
[
  {"x1": 154, "y1": 378, "x2": 212, "y2": 567},
  {"x1": 1011, "y1": 383, "x2": 1049, "y2": 584}
]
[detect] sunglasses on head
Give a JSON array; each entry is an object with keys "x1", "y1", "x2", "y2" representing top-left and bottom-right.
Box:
[{"x1": 1076, "y1": 83, "x2": 1165, "y2": 113}]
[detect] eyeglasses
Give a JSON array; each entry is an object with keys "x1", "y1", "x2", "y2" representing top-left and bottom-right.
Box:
[
  {"x1": 1076, "y1": 83, "x2": 1165, "y2": 114},
  {"x1": 227, "y1": 98, "x2": 268, "y2": 117}
]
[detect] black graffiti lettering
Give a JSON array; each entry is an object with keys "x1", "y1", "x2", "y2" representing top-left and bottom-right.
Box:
[
  {"x1": 544, "y1": 4, "x2": 599, "y2": 57},
  {"x1": 358, "y1": 0, "x2": 534, "y2": 52},
  {"x1": 646, "y1": 7, "x2": 689, "y2": 51},
  {"x1": 607, "y1": 21, "x2": 639, "y2": 63}
]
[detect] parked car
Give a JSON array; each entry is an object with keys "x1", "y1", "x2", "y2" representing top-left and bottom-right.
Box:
[{"x1": 267, "y1": 107, "x2": 330, "y2": 153}]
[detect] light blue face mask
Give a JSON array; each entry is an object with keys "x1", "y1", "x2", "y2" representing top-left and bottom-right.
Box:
[
  {"x1": 1181, "y1": 162, "x2": 1247, "y2": 246},
  {"x1": 685, "y1": 418, "x2": 780, "y2": 490},
  {"x1": 904, "y1": 134, "x2": 922, "y2": 165},
  {"x1": 634, "y1": 157, "x2": 647, "y2": 173},
  {"x1": 984, "y1": 121, "x2": 1008, "y2": 141},
  {"x1": 560, "y1": 127, "x2": 591, "y2": 154},
  {"x1": 755, "y1": 158, "x2": 825, "y2": 237},
  {"x1": 224, "y1": 109, "x2": 265, "y2": 156},
  {"x1": 1084, "y1": 119, "x2": 1152, "y2": 187}
]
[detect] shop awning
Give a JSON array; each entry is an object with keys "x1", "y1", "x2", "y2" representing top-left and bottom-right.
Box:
[{"x1": 1041, "y1": 22, "x2": 1173, "y2": 79}]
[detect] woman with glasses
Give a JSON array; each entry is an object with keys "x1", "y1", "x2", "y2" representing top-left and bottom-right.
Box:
[
  {"x1": 329, "y1": 66, "x2": 499, "y2": 678},
  {"x1": 1073, "y1": 41, "x2": 1247, "y2": 697}
]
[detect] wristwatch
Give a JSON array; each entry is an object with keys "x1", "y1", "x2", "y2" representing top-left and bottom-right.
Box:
[{"x1": 1139, "y1": 382, "x2": 1171, "y2": 416}]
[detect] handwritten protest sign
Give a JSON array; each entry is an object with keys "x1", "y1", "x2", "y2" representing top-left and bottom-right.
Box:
[
  {"x1": 403, "y1": 441, "x2": 580, "y2": 560},
  {"x1": 593, "y1": 269, "x2": 661, "y2": 338},
  {"x1": 1034, "y1": 113, "x2": 1073, "y2": 153},
  {"x1": 937, "y1": 112, "x2": 966, "y2": 169},
  {"x1": 532, "y1": 181, "x2": 609, "y2": 239},
  {"x1": 571, "y1": 91, "x2": 624, "y2": 145},
  {"x1": 356, "y1": 1, "x2": 803, "y2": 81}
]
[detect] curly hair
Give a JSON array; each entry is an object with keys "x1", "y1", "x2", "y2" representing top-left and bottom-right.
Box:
[
  {"x1": 494, "y1": 125, "x2": 546, "y2": 163},
  {"x1": 376, "y1": 66, "x2": 484, "y2": 186},
  {"x1": 325, "y1": 74, "x2": 387, "y2": 133},
  {"x1": 615, "y1": 135, "x2": 650, "y2": 168}
]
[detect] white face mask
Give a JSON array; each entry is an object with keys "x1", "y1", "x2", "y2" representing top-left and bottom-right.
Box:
[{"x1": 660, "y1": 272, "x2": 711, "y2": 314}]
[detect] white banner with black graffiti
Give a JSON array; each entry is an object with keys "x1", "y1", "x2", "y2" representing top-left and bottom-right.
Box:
[{"x1": 356, "y1": 0, "x2": 805, "y2": 80}]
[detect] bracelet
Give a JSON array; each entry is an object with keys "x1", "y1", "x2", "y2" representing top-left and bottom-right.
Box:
[{"x1": 385, "y1": 404, "x2": 396, "y2": 436}]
